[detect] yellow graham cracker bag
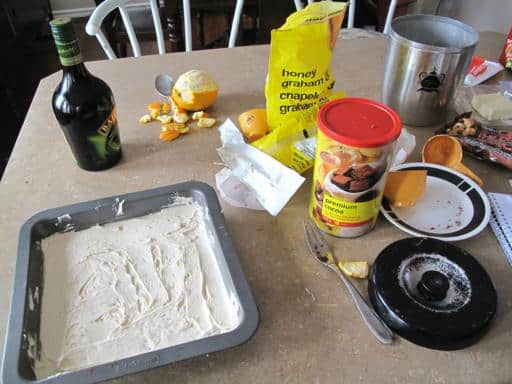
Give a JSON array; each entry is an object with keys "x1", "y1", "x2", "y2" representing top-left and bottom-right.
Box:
[
  {"x1": 253, "y1": 91, "x2": 345, "y2": 173},
  {"x1": 255, "y1": 1, "x2": 347, "y2": 173}
]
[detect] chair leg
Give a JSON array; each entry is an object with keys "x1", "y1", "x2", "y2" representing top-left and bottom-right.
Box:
[
  {"x1": 348, "y1": 0, "x2": 356, "y2": 28},
  {"x1": 167, "y1": 13, "x2": 184, "y2": 52},
  {"x1": 182, "y1": 0, "x2": 193, "y2": 51},
  {"x1": 118, "y1": 42, "x2": 128, "y2": 57},
  {"x1": 241, "y1": 12, "x2": 257, "y2": 45},
  {"x1": 383, "y1": 0, "x2": 398, "y2": 34},
  {"x1": 199, "y1": 11, "x2": 205, "y2": 48},
  {"x1": 115, "y1": 42, "x2": 121, "y2": 57},
  {"x1": 228, "y1": 0, "x2": 243, "y2": 48}
]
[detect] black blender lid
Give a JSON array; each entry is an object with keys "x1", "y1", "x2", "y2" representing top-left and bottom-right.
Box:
[{"x1": 368, "y1": 237, "x2": 497, "y2": 350}]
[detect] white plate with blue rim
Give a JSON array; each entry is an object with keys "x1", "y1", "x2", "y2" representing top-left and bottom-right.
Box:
[{"x1": 380, "y1": 162, "x2": 490, "y2": 241}]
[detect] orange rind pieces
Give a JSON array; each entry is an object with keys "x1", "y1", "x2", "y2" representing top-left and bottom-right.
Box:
[
  {"x1": 197, "y1": 117, "x2": 216, "y2": 128},
  {"x1": 148, "y1": 102, "x2": 161, "y2": 110},
  {"x1": 139, "y1": 114, "x2": 152, "y2": 124},
  {"x1": 156, "y1": 115, "x2": 173, "y2": 124},
  {"x1": 192, "y1": 111, "x2": 208, "y2": 120},
  {"x1": 147, "y1": 102, "x2": 175, "y2": 119},
  {"x1": 159, "y1": 122, "x2": 188, "y2": 142},
  {"x1": 173, "y1": 111, "x2": 189, "y2": 124},
  {"x1": 177, "y1": 125, "x2": 190, "y2": 134},
  {"x1": 338, "y1": 260, "x2": 369, "y2": 279},
  {"x1": 162, "y1": 122, "x2": 185, "y2": 132},
  {"x1": 161, "y1": 102, "x2": 171, "y2": 113},
  {"x1": 147, "y1": 102, "x2": 162, "y2": 119},
  {"x1": 141, "y1": 98, "x2": 215, "y2": 141},
  {"x1": 159, "y1": 129, "x2": 179, "y2": 142}
]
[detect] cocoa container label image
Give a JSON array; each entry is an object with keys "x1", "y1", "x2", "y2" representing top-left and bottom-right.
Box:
[{"x1": 309, "y1": 98, "x2": 401, "y2": 237}]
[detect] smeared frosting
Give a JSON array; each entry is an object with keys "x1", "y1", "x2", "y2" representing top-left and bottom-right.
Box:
[{"x1": 35, "y1": 202, "x2": 240, "y2": 378}]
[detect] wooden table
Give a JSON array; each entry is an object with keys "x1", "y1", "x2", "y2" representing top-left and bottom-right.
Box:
[{"x1": 1, "y1": 32, "x2": 511, "y2": 383}]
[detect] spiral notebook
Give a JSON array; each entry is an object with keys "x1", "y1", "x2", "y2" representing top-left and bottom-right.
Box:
[{"x1": 488, "y1": 193, "x2": 512, "y2": 266}]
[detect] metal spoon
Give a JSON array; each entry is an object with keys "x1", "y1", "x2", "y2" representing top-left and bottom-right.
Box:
[{"x1": 155, "y1": 74, "x2": 174, "y2": 97}]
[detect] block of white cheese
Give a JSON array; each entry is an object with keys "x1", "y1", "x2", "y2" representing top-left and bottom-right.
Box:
[{"x1": 471, "y1": 93, "x2": 512, "y2": 121}]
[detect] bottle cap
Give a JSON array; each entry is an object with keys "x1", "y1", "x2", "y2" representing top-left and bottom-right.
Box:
[
  {"x1": 50, "y1": 17, "x2": 82, "y2": 66},
  {"x1": 50, "y1": 18, "x2": 76, "y2": 43}
]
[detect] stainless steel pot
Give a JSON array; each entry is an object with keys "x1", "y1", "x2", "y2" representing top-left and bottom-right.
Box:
[{"x1": 381, "y1": 15, "x2": 479, "y2": 126}]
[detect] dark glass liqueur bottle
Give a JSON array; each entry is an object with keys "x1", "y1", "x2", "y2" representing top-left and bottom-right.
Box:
[{"x1": 50, "y1": 17, "x2": 122, "y2": 171}]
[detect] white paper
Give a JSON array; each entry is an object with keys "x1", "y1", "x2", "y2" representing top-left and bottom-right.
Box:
[
  {"x1": 488, "y1": 193, "x2": 512, "y2": 266},
  {"x1": 464, "y1": 60, "x2": 504, "y2": 87},
  {"x1": 215, "y1": 119, "x2": 305, "y2": 216},
  {"x1": 215, "y1": 168, "x2": 264, "y2": 210},
  {"x1": 392, "y1": 128, "x2": 416, "y2": 167}
]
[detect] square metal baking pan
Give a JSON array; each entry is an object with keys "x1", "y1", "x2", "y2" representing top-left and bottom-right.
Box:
[{"x1": 2, "y1": 181, "x2": 259, "y2": 383}]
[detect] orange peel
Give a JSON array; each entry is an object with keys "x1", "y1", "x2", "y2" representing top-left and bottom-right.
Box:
[
  {"x1": 159, "y1": 129, "x2": 179, "y2": 142},
  {"x1": 171, "y1": 70, "x2": 219, "y2": 111},
  {"x1": 338, "y1": 260, "x2": 369, "y2": 279}
]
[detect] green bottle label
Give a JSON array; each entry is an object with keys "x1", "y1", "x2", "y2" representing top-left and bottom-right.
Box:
[
  {"x1": 86, "y1": 109, "x2": 122, "y2": 160},
  {"x1": 50, "y1": 17, "x2": 83, "y2": 67},
  {"x1": 55, "y1": 40, "x2": 83, "y2": 66}
]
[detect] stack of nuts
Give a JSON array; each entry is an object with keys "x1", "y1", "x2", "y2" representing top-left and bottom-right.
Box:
[{"x1": 139, "y1": 101, "x2": 216, "y2": 142}]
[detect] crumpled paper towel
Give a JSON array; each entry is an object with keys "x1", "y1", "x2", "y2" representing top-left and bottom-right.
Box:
[
  {"x1": 216, "y1": 119, "x2": 305, "y2": 216},
  {"x1": 392, "y1": 128, "x2": 416, "y2": 167}
]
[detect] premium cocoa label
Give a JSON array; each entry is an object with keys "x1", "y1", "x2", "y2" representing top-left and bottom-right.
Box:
[{"x1": 309, "y1": 130, "x2": 392, "y2": 237}]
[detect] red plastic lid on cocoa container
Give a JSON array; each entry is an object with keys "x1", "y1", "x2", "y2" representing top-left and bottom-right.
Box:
[{"x1": 318, "y1": 98, "x2": 402, "y2": 148}]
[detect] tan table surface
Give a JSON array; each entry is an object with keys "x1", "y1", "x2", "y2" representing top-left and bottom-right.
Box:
[{"x1": 1, "y1": 31, "x2": 511, "y2": 384}]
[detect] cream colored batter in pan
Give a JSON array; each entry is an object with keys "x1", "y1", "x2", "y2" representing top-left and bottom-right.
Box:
[{"x1": 35, "y1": 202, "x2": 240, "y2": 378}]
